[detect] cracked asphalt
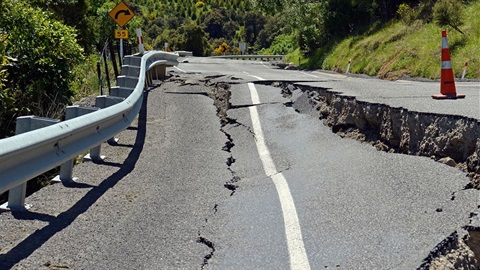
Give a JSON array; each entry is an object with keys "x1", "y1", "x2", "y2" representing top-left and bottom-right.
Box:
[{"x1": 1, "y1": 57, "x2": 479, "y2": 269}]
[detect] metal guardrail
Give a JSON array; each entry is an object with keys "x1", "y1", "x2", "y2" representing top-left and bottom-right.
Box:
[
  {"x1": 0, "y1": 50, "x2": 178, "y2": 210},
  {"x1": 212, "y1": 55, "x2": 285, "y2": 61},
  {"x1": 175, "y1": 51, "x2": 193, "y2": 57}
]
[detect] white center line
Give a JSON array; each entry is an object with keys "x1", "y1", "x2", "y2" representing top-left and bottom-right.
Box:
[
  {"x1": 174, "y1": 66, "x2": 186, "y2": 73},
  {"x1": 248, "y1": 83, "x2": 311, "y2": 270},
  {"x1": 243, "y1": 71, "x2": 265, "y2": 81},
  {"x1": 300, "y1": 72, "x2": 319, "y2": 78}
]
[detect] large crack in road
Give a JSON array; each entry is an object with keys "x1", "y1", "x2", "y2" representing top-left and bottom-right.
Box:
[
  {"x1": 168, "y1": 73, "x2": 256, "y2": 268},
  {"x1": 167, "y1": 71, "x2": 480, "y2": 269}
]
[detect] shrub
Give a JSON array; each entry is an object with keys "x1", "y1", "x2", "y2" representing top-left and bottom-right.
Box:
[
  {"x1": 397, "y1": 4, "x2": 416, "y2": 24},
  {"x1": 433, "y1": 0, "x2": 465, "y2": 34},
  {"x1": 0, "y1": 0, "x2": 83, "y2": 136}
]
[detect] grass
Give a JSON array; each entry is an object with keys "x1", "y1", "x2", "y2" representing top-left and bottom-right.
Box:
[
  {"x1": 307, "y1": 0, "x2": 480, "y2": 80},
  {"x1": 285, "y1": 48, "x2": 306, "y2": 67},
  {"x1": 71, "y1": 53, "x2": 120, "y2": 102}
]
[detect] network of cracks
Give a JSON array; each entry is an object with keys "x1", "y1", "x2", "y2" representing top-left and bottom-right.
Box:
[{"x1": 168, "y1": 72, "x2": 480, "y2": 269}]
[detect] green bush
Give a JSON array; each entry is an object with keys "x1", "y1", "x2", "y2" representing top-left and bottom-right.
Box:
[
  {"x1": 397, "y1": 4, "x2": 417, "y2": 24},
  {"x1": 0, "y1": 0, "x2": 83, "y2": 137},
  {"x1": 433, "y1": 0, "x2": 465, "y2": 34},
  {"x1": 262, "y1": 33, "x2": 296, "y2": 55}
]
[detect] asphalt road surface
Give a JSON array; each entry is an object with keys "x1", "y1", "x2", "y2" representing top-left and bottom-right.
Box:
[{"x1": 0, "y1": 57, "x2": 479, "y2": 269}]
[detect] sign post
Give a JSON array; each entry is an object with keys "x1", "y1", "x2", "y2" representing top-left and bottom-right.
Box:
[
  {"x1": 109, "y1": 2, "x2": 135, "y2": 63},
  {"x1": 239, "y1": 42, "x2": 246, "y2": 55},
  {"x1": 136, "y1": 28, "x2": 145, "y2": 54}
]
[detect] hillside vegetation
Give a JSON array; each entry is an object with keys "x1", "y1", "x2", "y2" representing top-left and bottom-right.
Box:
[{"x1": 321, "y1": 1, "x2": 480, "y2": 80}]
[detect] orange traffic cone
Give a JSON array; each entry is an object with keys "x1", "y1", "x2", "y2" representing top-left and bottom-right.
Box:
[{"x1": 432, "y1": 29, "x2": 465, "y2": 99}]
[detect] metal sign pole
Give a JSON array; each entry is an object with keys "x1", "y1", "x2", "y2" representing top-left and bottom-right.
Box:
[{"x1": 120, "y1": 38, "x2": 124, "y2": 64}]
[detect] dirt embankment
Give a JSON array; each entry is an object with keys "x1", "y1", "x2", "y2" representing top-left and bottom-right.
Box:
[{"x1": 277, "y1": 82, "x2": 480, "y2": 188}]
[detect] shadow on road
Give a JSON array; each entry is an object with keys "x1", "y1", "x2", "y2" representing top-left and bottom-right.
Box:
[{"x1": 0, "y1": 91, "x2": 149, "y2": 268}]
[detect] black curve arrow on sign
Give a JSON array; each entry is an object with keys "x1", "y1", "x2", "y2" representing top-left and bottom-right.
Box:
[{"x1": 115, "y1": 9, "x2": 131, "y2": 19}]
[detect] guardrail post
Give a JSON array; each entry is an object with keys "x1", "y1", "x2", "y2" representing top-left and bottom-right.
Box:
[
  {"x1": 103, "y1": 52, "x2": 112, "y2": 93},
  {"x1": 83, "y1": 96, "x2": 125, "y2": 160},
  {"x1": 110, "y1": 87, "x2": 134, "y2": 98},
  {"x1": 146, "y1": 70, "x2": 152, "y2": 88},
  {"x1": 97, "y1": 61, "x2": 103, "y2": 95},
  {"x1": 156, "y1": 65, "x2": 166, "y2": 80},
  {"x1": 1, "y1": 116, "x2": 60, "y2": 211},
  {"x1": 109, "y1": 39, "x2": 119, "y2": 80},
  {"x1": 53, "y1": 106, "x2": 99, "y2": 182},
  {"x1": 0, "y1": 51, "x2": 180, "y2": 211}
]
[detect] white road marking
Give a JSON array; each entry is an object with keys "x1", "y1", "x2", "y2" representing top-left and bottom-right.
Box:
[
  {"x1": 243, "y1": 71, "x2": 265, "y2": 81},
  {"x1": 300, "y1": 72, "x2": 319, "y2": 78},
  {"x1": 312, "y1": 71, "x2": 347, "y2": 79},
  {"x1": 248, "y1": 83, "x2": 311, "y2": 270},
  {"x1": 174, "y1": 66, "x2": 186, "y2": 73}
]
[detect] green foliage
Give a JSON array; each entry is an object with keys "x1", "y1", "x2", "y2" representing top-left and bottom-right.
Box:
[
  {"x1": 243, "y1": 11, "x2": 267, "y2": 50},
  {"x1": 293, "y1": 1, "x2": 328, "y2": 53},
  {"x1": 251, "y1": 0, "x2": 285, "y2": 14},
  {"x1": 397, "y1": 4, "x2": 416, "y2": 24},
  {"x1": 182, "y1": 23, "x2": 209, "y2": 56},
  {"x1": 70, "y1": 54, "x2": 101, "y2": 101},
  {"x1": 322, "y1": 0, "x2": 480, "y2": 81},
  {"x1": 203, "y1": 8, "x2": 227, "y2": 39},
  {"x1": 0, "y1": 0, "x2": 83, "y2": 137},
  {"x1": 433, "y1": 0, "x2": 465, "y2": 34},
  {"x1": 30, "y1": 0, "x2": 98, "y2": 54},
  {"x1": 0, "y1": 44, "x2": 15, "y2": 135},
  {"x1": 261, "y1": 33, "x2": 296, "y2": 55}
]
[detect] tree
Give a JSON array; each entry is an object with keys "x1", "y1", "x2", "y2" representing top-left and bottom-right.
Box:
[
  {"x1": 0, "y1": 39, "x2": 15, "y2": 138},
  {"x1": 256, "y1": 14, "x2": 286, "y2": 49},
  {"x1": 324, "y1": 0, "x2": 373, "y2": 38},
  {"x1": 203, "y1": 8, "x2": 227, "y2": 39},
  {"x1": 433, "y1": 0, "x2": 464, "y2": 34},
  {"x1": 243, "y1": 11, "x2": 267, "y2": 50},
  {"x1": 0, "y1": 0, "x2": 83, "y2": 136},
  {"x1": 288, "y1": 1, "x2": 328, "y2": 53},
  {"x1": 251, "y1": 0, "x2": 285, "y2": 14},
  {"x1": 30, "y1": 0, "x2": 98, "y2": 54},
  {"x1": 222, "y1": 21, "x2": 238, "y2": 41},
  {"x1": 181, "y1": 23, "x2": 208, "y2": 56}
]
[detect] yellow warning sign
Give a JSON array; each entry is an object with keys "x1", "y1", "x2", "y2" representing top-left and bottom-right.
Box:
[{"x1": 109, "y1": 2, "x2": 135, "y2": 27}]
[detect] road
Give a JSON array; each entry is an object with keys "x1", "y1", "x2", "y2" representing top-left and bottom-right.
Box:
[{"x1": 0, "y1": 57, "x2": 479, "y2": 269}]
